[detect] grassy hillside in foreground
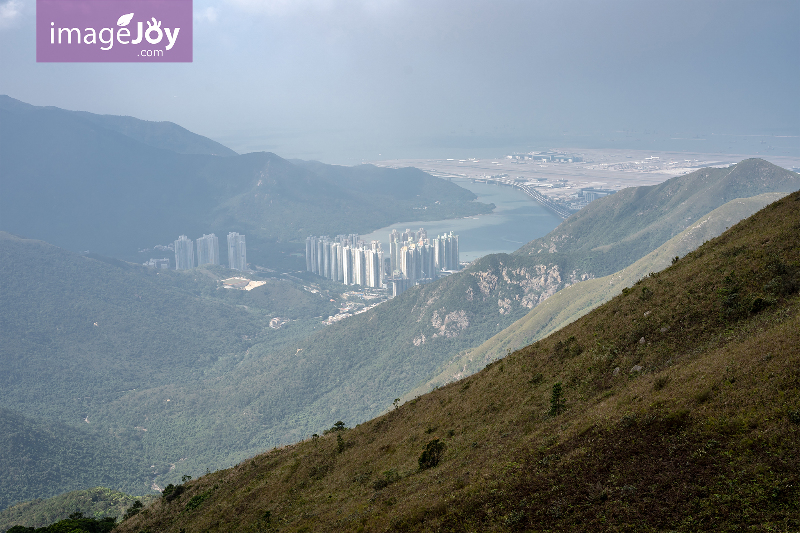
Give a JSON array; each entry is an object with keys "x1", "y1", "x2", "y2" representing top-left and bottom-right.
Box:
[
  {"x1": 0, "y1": 488, "x2": 154, "y2": 533},
  {"x1": 404, "y1": 192, "x2": 789, "y2": 396},
  {"x1": 116, "y1": 193, "x2": 800, "y2": 532}
]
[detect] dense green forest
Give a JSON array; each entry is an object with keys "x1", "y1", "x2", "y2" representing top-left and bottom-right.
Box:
[
  {"x1": 0, "y1": 232, "x2": 334, "y2": 507},
  {"x1": 0, "y1": 409, "x2": 145, "y2": 513},
  {"x1": 0, "y1": 232, "x2": 271, "y2": 424},
  {"x1": 0, "y1": 487, "x2": 153, "y2": 532}
]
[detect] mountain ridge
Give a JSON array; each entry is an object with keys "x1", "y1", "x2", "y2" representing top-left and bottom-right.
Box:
[
  {"x1": 0, "y1": 98, "x2": 493, "y2": 265},
  {"x1": 404, "y1": 191, "x2": 790, "y2": 396},
  {"x1": 0, "y1": 95, "x2": 238, "y2": 157}
]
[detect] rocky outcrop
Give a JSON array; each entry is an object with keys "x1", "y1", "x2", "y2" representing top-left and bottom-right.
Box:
[{"x1": 431, "y1": 309, "x2": 469, "y2": 338}]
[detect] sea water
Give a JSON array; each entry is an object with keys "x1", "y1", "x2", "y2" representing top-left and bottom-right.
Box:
[{"x1": 360, "y1": 178, "x2": 563, "y2": 263}]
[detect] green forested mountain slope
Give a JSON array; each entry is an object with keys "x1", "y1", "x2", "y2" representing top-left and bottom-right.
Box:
[
  {"x1": 405, "y1": 191, "x2": 790, "y2": 395},
  {"x1": 0, "y1": 98, "x2": 491, "y2": 265},
  {"x1": 0, "y1": 233, "x2": 333, "y2": 507},
  {"x1": 0, "y1": 409, "x2": 144, "y2": 513},
  {"x1": 0, "y1": 232, "x2": 268, "y2": 424},
  {"x1": 116, "y1": 191, "x2": 800, "y2": 533},
  {"x1": 0, "y1": 487, "x2": 151, "y2": 533}
]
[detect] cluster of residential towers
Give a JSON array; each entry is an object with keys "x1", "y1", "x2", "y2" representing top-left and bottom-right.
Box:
[
  {"x1": 171, "y1": 232, "x2": 247, "y2": 271},
  {"x1": 305, "y1": 234, "x2": 384, "y2": 288},
  {"x1": 305, "y1": 228, "x2": 459, "y2": 295}
]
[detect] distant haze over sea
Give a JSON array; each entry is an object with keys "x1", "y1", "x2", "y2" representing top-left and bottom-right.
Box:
[{"x1": 219, "y1": 130, "x2": 800, "y2": 166}]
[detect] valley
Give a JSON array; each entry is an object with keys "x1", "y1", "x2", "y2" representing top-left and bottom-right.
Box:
[
  {"x1": 1, "y1": 98, "x2": 798, "y2": 532},
  {"x1": 2, "y1": 2, "x2": 797, "y2": 530}
]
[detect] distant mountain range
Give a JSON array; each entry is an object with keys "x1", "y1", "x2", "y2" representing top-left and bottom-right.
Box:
[
  {"x1": 0, "y1": 96, "x2": 492, "y2": 267},
  {"x1": 0, "y1": 95, "x2": 238, "y2": 157}
]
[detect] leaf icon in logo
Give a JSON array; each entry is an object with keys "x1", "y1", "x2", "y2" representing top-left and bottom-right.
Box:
[{"x1": 117, "y1": 13, "x2": 134, "y2": 26}]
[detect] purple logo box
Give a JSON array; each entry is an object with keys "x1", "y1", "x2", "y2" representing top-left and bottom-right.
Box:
[{"x1": 37, "y1": 0, "x2": 192, "y2": 62}]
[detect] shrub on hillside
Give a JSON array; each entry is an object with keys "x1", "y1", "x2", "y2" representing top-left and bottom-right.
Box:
[
  {"x1": 324, "y1": 421, "x2": 348, "y2": 434},
  {"x1": 162, "y1": 483, "x2": 185, "y2": 502},
  {"x1": 549, "y1": 382, "x2": 565, "y2": 416},
  {"x1": 419, "y1": 439, "x2": 445, "y2": 469},
  {"x1": 121, "y1": 500, "x2": 143, "y2": 521}
]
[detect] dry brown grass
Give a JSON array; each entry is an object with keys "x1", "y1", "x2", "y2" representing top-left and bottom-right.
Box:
[{"x1": 116, "y1": 192, "x2": 800, "y2": 533}]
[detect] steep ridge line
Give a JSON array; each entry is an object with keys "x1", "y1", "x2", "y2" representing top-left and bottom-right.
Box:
[{"x1": 405, "y1": 191, "x2": 791, "y2": 395}]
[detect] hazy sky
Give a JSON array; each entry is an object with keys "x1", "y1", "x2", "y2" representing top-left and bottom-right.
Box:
[{"x1": 1, "y1": 0, "x2": 798, "y2": 163}]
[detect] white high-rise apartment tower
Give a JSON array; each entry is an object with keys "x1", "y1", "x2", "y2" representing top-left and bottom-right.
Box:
[
  {"x1": 174, "y1": 235, "x2": 195, "y2": 270},
  {"x1": 196, "y1": 233, "x2": 219, "y2": 266},
  {"x1": 227, "y1": 232, "x2": 247, "y2": 271}
]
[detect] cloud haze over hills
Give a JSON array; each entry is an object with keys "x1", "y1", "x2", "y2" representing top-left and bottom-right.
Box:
[{"x1": 1, "y1": 0, "x2": 798, "y2": 162}]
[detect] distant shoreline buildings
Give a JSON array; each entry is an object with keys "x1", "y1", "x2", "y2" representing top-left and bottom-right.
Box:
[
  {"x1": 306, "y1": 228, "x2": 459, "y2": 296},
  {"x1": 145, "y1": 232, "x2": 248, "y2": 271}
]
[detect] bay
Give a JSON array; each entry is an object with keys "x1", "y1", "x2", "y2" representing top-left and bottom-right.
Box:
[{"x1": 361, "y1": 178, "x2": 563, "y2": 263}]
